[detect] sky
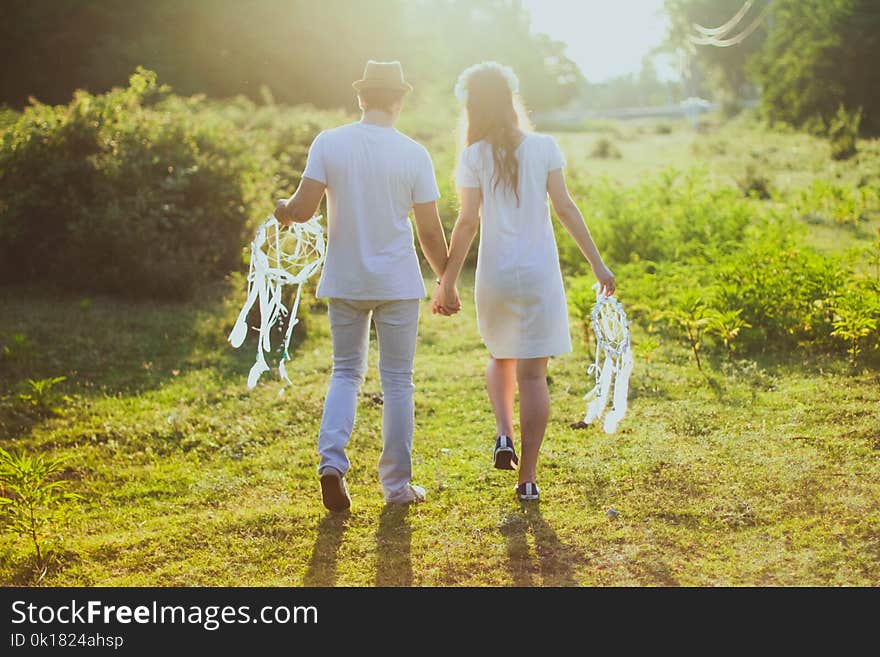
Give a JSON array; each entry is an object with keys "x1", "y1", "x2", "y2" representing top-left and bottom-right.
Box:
[{"x1": 521, "y1": 0, "x2": 676, "y2": 83}]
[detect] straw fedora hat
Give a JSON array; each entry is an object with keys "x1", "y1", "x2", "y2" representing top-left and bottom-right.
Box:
[{"x1": 352, "y1": 60, "x2": 413, "y2": 93}]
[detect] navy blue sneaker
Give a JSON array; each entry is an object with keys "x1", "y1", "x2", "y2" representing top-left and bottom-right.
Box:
[
  {"x1": 515, "y1": 482, "x2": 540, "y2": 502},
  {"x1": 493, "y1": 435, "x2": 519, "y2": 470}
]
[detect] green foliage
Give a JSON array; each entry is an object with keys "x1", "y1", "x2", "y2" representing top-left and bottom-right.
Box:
[
  {"x1": 712, "y1": 242, "x2": 848, "y2": 352},
  {"x1": 590, "y1": 137, "x2": 622, "y2": 159},
  {"x1": 664, "y1": 0, "x2": 770, "y2": 106},
  {"x1": 755, "y1": 0, "x2": 880, "y2": 135},
  {"x1": 793, "y1": 178, "x2": 878, "y2": 227},
  {"x1": 564, "y1": 166, "x2": 876, "y2": 366},
  {"x1": 0, "y1": 448, "x2": 80, "y2": 567},
  {"x1": 829, "y1": 105, "x2": 862, "y2": 160},
  {"x1": 661, "y1": 291, "x2": 713, "y2": 371},
  {"x1": 735, "y1": 163, "x2": 772, "y2": 199},
  {"x1": 0, "y1": 0, "x2": 580, "y2": 112},
  {"x1": 831, "y1": 292, "x2": 879, "y2": 365},
  {"x1": 560, "y1": 170, "x2": 753, "y2": 272},
  {"x1": 15, "y1": 377, "x2": 70, "y2": 418},
  {"x1": 0, "y1": 333, "x2": 32, "y2": 362},
  {"x1": 0, "y1": 69, "x2": 341, "y2": 298},
  {"x1": 703, "y1": 307, "x2": 751, "y2": 355},
  {"x1": 830, "y1": 232, "x2": 880, "y2": 363},
  {"x1": 0, "y1": 107, "x2": 19, "y2": 130}
]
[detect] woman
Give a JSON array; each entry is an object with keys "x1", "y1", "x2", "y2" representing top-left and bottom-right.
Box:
[{"x1": 434, "y1": 62, "x2": 615, "y2": 502}]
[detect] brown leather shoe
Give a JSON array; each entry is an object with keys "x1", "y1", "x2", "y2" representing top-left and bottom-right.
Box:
[{"x1": 319, "y1": 468, "x2": 351, "y2": 512}]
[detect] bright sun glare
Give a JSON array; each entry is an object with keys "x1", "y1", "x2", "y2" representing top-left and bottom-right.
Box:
[{"x1": 521, "y1": 0, "x2": 674, "y2": 82}]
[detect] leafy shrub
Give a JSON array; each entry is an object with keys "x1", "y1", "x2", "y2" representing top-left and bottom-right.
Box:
[
  {"x1": 0, "y1": 333, "x2": 33, "y2": 363},
  {"x1": 793, "y1": 179, "x2": 878, "y2": 226},
  {"x1": 590, "y1": 137, "x2": 622, "y2": 159},
  {"x1": 15, "y1": 376, "x2": 70, "y2": 418},
  {"x1": 829, "y1": 105, "x2": 862, "y2": 161},
  {"x1": 558, "y1": 170, "x2": 753, "y2": 273},
  {"x1": 831, "y1": 290, "x2": 879, "y2": 365},
  {"x1": 0, "y1": 448, "x2": 80, "y2": 568},
  {"x1": 0, "y1": 69, "x2": 342, "y2": 299},
  {"x1": 711, "y1": 243, "x2": 848, "y2": 353},
  {"x1": 736, "y1": 163, "x2": 772, "y2": 199},
  {"x1": 0, "y1": 107, "x2": 19, "y2": 131},
  {"x1": 566, "y1": 168, "x2": 876, "y2": 364}
]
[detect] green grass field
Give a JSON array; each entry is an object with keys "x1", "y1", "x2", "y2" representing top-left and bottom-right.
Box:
[{"x1": 1, "y1": 118, "x2": 879, "y2": 586}]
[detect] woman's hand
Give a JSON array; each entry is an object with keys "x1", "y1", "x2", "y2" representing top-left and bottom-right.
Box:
[
  {"x1": 432, "y1": 280, "x2": 461, "y2": 316},
  {"x1": 592, "y1": 261, "x2": 616, "y2": 297}
]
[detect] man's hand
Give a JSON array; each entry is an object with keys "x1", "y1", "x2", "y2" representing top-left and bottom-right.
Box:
[
  {"x1": 275, "y1": 198, "x2": 293, "y2": 226},
  {"x1": 432, "y1": 281, "x2": 461, "y2": 316}
]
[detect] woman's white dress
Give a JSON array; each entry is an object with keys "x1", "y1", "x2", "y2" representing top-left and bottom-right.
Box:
[{"x1": 455, "y1": 132, "x2": 572, "y2": 359}]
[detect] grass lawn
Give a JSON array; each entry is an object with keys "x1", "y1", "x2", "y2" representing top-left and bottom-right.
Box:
[
  {"x1": 1, "y1": 272, "x2": 878, "y2": 586},
  {"x1": 1, "y1": 119, "x2": 879, "y2": 586}
]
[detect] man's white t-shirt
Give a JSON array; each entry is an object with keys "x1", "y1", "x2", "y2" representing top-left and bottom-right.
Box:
[{"x1": 302, "y1": 122, "x2": 441, "y2": 300}]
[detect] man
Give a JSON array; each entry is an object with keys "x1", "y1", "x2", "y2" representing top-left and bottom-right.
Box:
[{"x1": 275, "y1": 60, "x2": 454, "y2": 512}]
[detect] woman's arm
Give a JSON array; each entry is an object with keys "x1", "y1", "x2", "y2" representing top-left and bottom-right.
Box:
[
  {"x1": 547, "y1": 169, "x2": 616, "y2": 296},
  {"x1": 435, "y1": 186, "x2": 481, "y2": 315}
]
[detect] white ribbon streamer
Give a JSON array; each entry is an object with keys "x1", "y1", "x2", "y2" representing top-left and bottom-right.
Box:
[
  {"x1": 228, "y1": 214, "x2": 326, "y2": 390},
  {"x1": 584, "y1": 283, "x2": 634, "y2": 433}
]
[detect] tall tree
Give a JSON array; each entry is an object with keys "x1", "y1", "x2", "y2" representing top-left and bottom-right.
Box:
[
  {"x1": 0, "y1": 0, "x2": 582, "y2": 111},
  {"x1": 754, "y1": 0, "x2": 880, "y2": 134},
  {"x1": 664, "y1": 0, "x2": 769, "y2": 111}
]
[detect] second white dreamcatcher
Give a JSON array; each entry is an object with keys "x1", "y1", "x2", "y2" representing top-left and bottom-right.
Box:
[{"x1": 584, "y1": 283, "x2": 634, "y2": 434}]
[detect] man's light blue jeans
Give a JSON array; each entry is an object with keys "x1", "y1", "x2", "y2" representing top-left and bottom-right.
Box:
[{"x1": 317, "y1": 298, "x2": 420, "y2": 503}]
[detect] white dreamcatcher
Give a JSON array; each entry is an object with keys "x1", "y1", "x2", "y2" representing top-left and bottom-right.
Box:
[
  {"x1": 584, "y1": 283, "x2": 634, "y2": 434},
  {"x1": 228, "y1": 215, "x2": 326, "y2": 390}
]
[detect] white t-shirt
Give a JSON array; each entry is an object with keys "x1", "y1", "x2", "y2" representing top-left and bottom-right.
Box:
[{"x1": 302, "y1": 122, "x2": 440, "y2": 300}]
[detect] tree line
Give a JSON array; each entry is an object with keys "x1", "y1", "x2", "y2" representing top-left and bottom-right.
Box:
[
  {"x1": 0, "y1": 0, "x2": 581, "y2": 111},
  {"x1": 665, "y1": 0, "x2": 880, "y2": 134}
]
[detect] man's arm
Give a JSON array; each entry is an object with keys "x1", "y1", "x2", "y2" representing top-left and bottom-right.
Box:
[
  {"x1": 412, "y1": 200, "x2": 449, "y2": 280},
  {"x1": 275, "y1": 177, "x2": 326, "y2": 225}
]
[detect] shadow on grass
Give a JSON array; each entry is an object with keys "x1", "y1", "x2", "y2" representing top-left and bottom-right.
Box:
[
  {"x1": 375, "y1": 504, "x2": 412, "y2": 587},
  {"x1": 302, "y1": 512, "x2": 349, "y2": 587},
  {"x1": 1, "y1": 547, "x2": 79, "y2": 586},
  {"x1": 500, "y1": 503, "x2": 579, "y2": 587},
  {"x1": 0, "y1": 282, "x2": 313, "y2": 399}
]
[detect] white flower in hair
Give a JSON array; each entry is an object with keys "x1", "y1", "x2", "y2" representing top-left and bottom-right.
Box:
[{"x1": 454, "y1": 61, "x2": 520, "y2": 104}]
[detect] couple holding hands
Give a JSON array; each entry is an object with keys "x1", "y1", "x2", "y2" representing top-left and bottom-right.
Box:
[{"x1": 275, "y1": 60, "x2": 614, "y2": 511}]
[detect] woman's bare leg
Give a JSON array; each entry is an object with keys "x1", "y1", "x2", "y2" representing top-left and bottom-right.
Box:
[
  {"x1": 486, "y1": 356, "x2": 516, "y2": 437},
  {"x1": 516, "y1": 357, "x2": 550, "y2": 485}
]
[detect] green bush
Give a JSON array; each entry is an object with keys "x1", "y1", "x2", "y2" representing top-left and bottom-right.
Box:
[
  {"x1": 0, "y1": 69, "x2": 342, "y2": 299},
  {"x1": 829, "y1": 105, "x2": 862, "y2": 160},
  {"x1": 590, "y1": 137, "x2": 621, "y2": 159},
  {"x1": 711, "y1": 243, "x2": 848, "y2": 352},
  {"x1": 558, "y1": 171, "x2": 753, "y2": 273},
  {"x1": 793, "y1": 178, "x2": 878, "y2": 226},
  {"x1": 566, "y1": 168, "x2": 877, "y2": 364},
  {"x1": 0, "y1": 448, "x2": 80, "y2": 568},
  {"x1": 736, "y1": 163, "x2": 773, "y2": 200},
  {"x1": 15, "y1": 376, "x2": 70, "y2": 418}
]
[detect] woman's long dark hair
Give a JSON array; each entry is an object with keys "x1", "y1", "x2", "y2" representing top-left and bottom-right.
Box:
[{"x1": 460, "y1": 64, "x2": 531, "y2": 204}]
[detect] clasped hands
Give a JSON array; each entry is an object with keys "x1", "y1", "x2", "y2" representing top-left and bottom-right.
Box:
[{"x1": 431, "y1": 277, "x2": 461, "y2": 316}]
